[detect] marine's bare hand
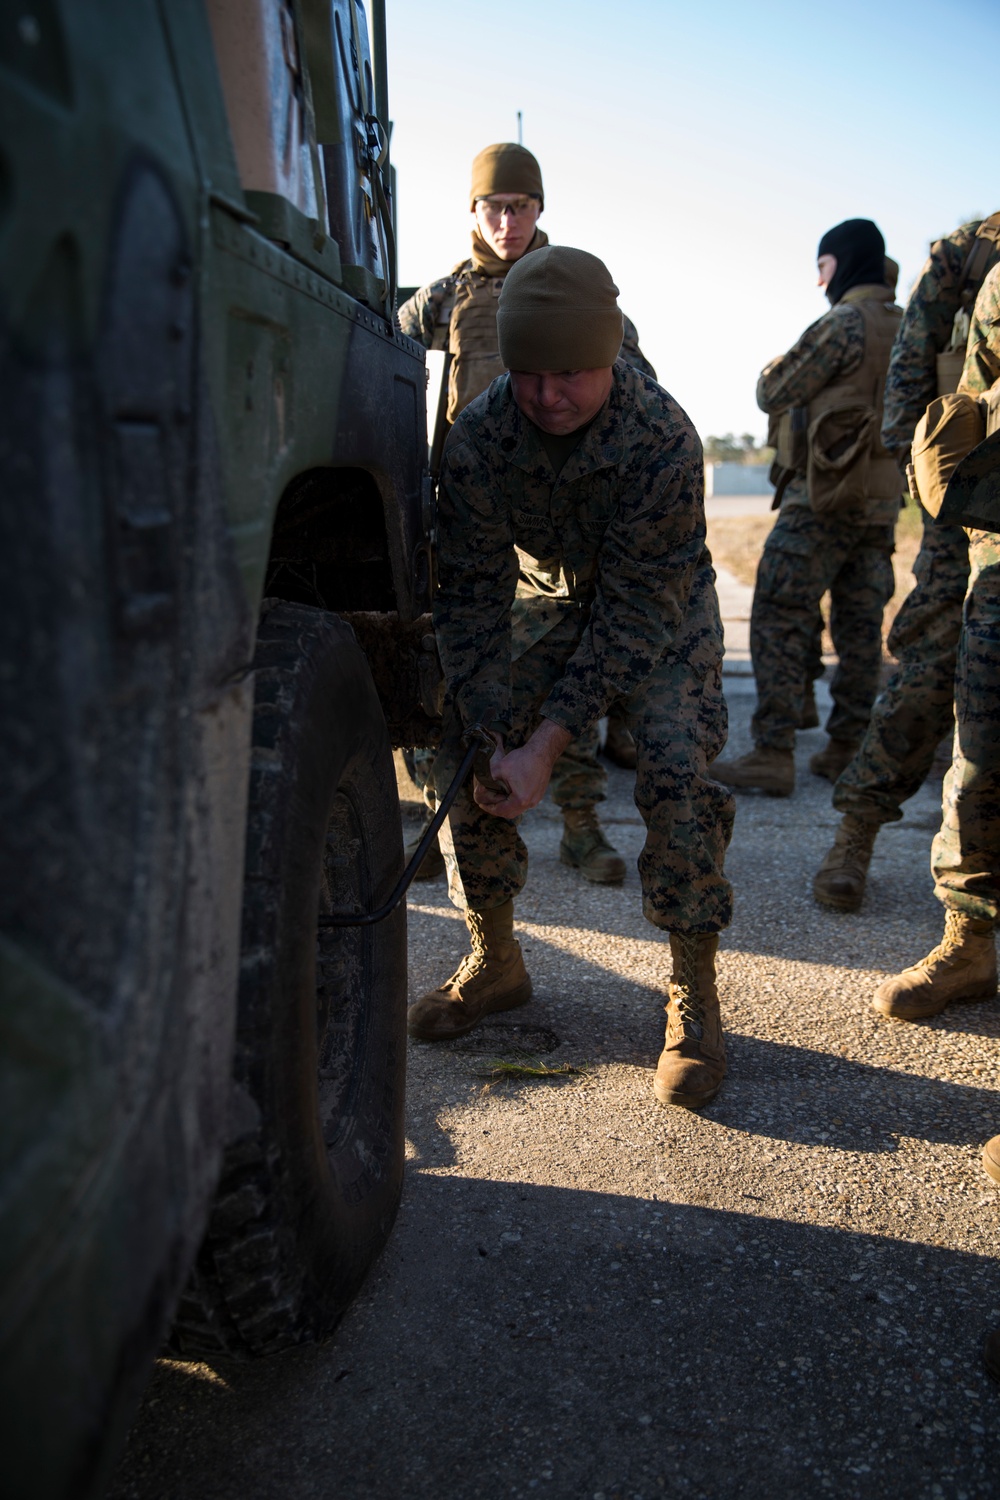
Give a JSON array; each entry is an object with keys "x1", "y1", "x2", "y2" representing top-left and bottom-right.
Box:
[{"x1": 474, "y1": 720, "x2": 573, "y2": 819}]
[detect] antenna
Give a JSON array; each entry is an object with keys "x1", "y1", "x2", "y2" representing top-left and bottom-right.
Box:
[{"x1": 517, "y1": 110, "x2": 523, "y2": 145}]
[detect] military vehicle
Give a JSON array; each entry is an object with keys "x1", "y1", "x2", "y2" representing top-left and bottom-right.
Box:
[{"x1": 0, "y1": 3, "x2": 438, "y2": 1495}]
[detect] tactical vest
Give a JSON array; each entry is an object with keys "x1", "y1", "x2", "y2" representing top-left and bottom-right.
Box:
[
  {"x1": 447, "y1": 268, "x2": 507, "y2": 423},
  {"x1": 936, "y1": 212, "x2": 1000, "y2": 395},
  {"x1": 805, "y1": 285, "x2": 903, "y2": 515}
]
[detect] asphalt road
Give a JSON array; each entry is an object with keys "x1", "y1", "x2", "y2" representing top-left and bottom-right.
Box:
[{"x1": 109, "y1": 676, "x2": 1000, "y2": 1500}]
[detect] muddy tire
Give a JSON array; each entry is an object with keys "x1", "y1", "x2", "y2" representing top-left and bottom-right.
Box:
[{"x1": 172, "y1": 602, "x2": 407, "y2": 1356}]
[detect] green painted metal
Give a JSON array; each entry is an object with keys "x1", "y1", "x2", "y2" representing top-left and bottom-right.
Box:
[{"x1": 0, "y1": 1, "x2": 427, "y2": 1494}]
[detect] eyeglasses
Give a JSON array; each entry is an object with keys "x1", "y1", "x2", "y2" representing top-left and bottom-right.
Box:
[{"x1": 475, "y1": 196, "x2": 540, "y2": 221}]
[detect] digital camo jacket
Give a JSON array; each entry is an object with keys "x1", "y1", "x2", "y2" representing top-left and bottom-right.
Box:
[
  {"x1": 882, "y1": 221, "x2": 1000, "y2": 460},
  {"x1": 756, "y1": 292, "x2": 902, "y2": 522},
  {"x1": 960, "y1": 262, "x2": 1000, "y2": 396},
  {"x1": 928, "y1": 266, "x2": 1000, "y2": 916},
  {"x1": 397, "y1": 260, "x2": 655, "y2": 378},
  {"x1": 755, "y1": 300, "x2": 866, "y2": 418},
  {"x1": 433, "y1": 360, "x2": 715, "y2": 740}
]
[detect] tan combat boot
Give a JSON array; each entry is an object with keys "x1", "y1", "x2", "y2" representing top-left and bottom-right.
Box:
[
  {"x1": 407, "y1": 900, "x2": 532, "y2": 1040},
  {"x1": 872, "y1": 910, "x2": 997, "y2": 1021},
  {"x1": 809, "y1": 738, "x2": 858, "y2": 783},
  {"x1": 654, "y1": 933, "x2": 726, "y2": 1109},
  {"x1": 604, "y1": 716, "x2": 637, "y2": 770},
  {"x1": 712, "y1": 746, "x2": 794, "y2": 796},
  {"x1": 812, "y1": 815, "x2": 879, "y2": 912},
  {"x1": 560, "y1": 806, "x2": 626, "y2": 884},
  {"x1": 983, "y1": 1135, "x2": 1000, "y2": 1186}
]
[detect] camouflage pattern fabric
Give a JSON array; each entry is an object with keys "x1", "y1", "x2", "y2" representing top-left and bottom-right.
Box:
[
  {"x1": 749, "y1": 495, "x2": 895, "y2": 751},
  {"x1": 757, "y1": 293, "x2": 899, "y2": 525},
  {"x1": 881, "y1": 221, "x2": 1000, "y2": 462},
  {"x1": 833, "y1": 262, "x2": 1000, "y2": 823},
  {"x1": 411, "y1": 729, "x2": 607, "y2": 813},
  {"x1": 436, "y1": 361, "x2": 713, "y2": 735},
  {"x1": 756, "y1": 302, "x2": 864, "y2": 415},
  {"x1": 431, "y1": 360, "x2": 733, "y2": 931},
  {"x1": 962, "y1": 262, "x2": 1000, "y2": 395},
  {"x1": 548, "y1": 728, "x2": 607, "y2": 808},
  {"x1": 399, "y1": 261, "x2": 654, "y2": 812},
  {"x1": 748, "y1": 285, "x2": 902, "y2": 753},
  {"x1": 929, "y1": 270, "x2": 1000, "y2": 917},
  {"x1": 433, "y1": 575, "x2": 734, "y2": 932},
  {"x1": 931, "y1": 529, "x2": 1000, "y2": 920},
  {"x1": 833, "y1": 518, "x2": 969, "y2": 823}
]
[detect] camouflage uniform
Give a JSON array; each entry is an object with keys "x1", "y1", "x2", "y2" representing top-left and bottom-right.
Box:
[
  {"x1": 750, "y1": 299, "x2": 898, "y2": 752},
  {"x1": 835, "y1": 221, "x2": 1000, "y2": 824},
  {"x1": 399, "y1": 259, "x2": 655, "y2": 814},
  {"x1": 932, "y1": 264, "x2": 1000, "y2": 918},
  {"x1": 432, "y1": 360, "x2": 734, "y2": 933}
]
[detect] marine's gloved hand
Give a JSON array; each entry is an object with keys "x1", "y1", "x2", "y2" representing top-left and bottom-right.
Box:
[{"x1": 474, "y1": 719, "x2": 573, "y2": 820}]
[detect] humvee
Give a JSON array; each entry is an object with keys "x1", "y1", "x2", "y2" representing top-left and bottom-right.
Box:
[{"x1": 0, "y1": 2, "x2": 436, "y2": 1495}]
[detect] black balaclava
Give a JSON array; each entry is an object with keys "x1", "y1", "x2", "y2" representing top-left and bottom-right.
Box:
[{"x1": 817, "y1": 218, "x2": 886, "y2": 304}]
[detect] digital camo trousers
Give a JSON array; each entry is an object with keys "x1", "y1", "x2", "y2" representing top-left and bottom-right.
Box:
[
  {"x1": 432, "y1": 594, "x2": 735, "y2": 935},
  {"x1": 932, "y1": 530, "x2": 1000, "y2": 922},
  {"x1": 410, "y1": 723, "x2": 608, "y2": 814},
  {"x1": 749, "y1": 504, "x2": 896, "y2": 752},
  {"x1": 834, "y1": 517, "x2": 970, "y2": 825}
]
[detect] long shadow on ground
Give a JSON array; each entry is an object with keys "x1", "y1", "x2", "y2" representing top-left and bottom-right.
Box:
[{"x1": 109, "y1": 1174, "x2": 1000, "y2": 1500}]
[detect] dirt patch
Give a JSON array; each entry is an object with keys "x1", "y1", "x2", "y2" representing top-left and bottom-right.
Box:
[
  {"x1": 705, "y1": 513, "x2": 777, "y2": 588},
  {"x1": 707, "y1": 503, "x2": 924, "y2": 655}
]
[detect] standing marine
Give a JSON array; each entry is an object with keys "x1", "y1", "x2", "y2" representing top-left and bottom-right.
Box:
[
  {"x1": 866, "y1": 264, "x2": 1000, "y2": 1385},
  {"x1": 398, "y1": 144, "x2": 653, "y2": 885},
  {"x1": 812, "y1": 214, "x2": 1000, "y2": 910},
  {"x1": 407, "y1": 247, "x2": 735, "y2": 1111},
  {"x1": 872, "y1": 261, "x2": 1000, "y2": 1028},
  {"x1": 713, "y1": 219, "x2": 903, "y2": 798}
]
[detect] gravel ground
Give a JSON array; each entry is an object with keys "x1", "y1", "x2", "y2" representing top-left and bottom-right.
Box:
[{"x1": 109, "y1": 676, "x2": 1000, "y2": 1500}]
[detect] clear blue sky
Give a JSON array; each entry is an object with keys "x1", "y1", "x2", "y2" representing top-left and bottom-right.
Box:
[{"x1": 381, "y1": 0, "x2": 998, "y2": 442}]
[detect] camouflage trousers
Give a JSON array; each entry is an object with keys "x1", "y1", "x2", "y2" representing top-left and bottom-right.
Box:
[
  {"x1": 432, "y1": 583, "x2": 735, "y2": 934},
  {"x1": 932, "y1": 530, "x2": 1000, "y2": 922},
  {"x1": 834, "y1": 518, "x2": 970, "y2": 824},
  {"x1": 749, "y1": 504, "x2": 896, "y2": 751},
  {"x1": 410, "y1": 724, "x2": 608, "y2": 813}
]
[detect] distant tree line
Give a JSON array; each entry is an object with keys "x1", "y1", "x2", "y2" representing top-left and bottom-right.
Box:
[{"x1": 704, "y1": 432, "x2": 774, "y2": 466}]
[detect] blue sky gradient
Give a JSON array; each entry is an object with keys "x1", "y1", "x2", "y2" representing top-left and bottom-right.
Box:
[{"x1": 384, "y1": 0, "x2": 998, "y2": 440}]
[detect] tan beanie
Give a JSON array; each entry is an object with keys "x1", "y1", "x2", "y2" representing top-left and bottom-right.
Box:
[
  {"x1": 497, "y1": 246, "x2": 624, "y2": 372},
  {"x1": 469, "y1": 143, "x2": 544, "y2": 210}
]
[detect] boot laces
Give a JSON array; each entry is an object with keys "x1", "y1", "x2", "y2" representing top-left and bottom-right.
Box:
[
  {"x1": 916, "y1": 909, "x2": 982, "y2": 970},
  {"x1": 466, "y1": 910, "x2": 490, "y2": 954},
  {"x1": 842, "y1": 822, "x2": 875, "y2": 865},
  {"x1": 670, "y1": 939, "x2": 705, "y2": 1039},
  {"x1": 451, "y1": 951, "x2": 488, "y2": 985}
]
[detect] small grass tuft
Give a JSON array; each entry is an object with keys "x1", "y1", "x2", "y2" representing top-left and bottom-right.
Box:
[{"x1": 475, "y1": 1058, "x2": 587, "y2": 1092}]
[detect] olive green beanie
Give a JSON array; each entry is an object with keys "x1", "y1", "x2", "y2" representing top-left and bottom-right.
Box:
[
  {"x1": 469, "y1": 143, "x2": 544, "y2": 210},
  {"x1": 497, "y1": 245, "x2": 624, "y2": 372}
]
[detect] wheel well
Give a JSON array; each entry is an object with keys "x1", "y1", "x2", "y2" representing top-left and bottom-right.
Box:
[{"x1": 263, "y1": 468, "x2": 395, "y2": 613}]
